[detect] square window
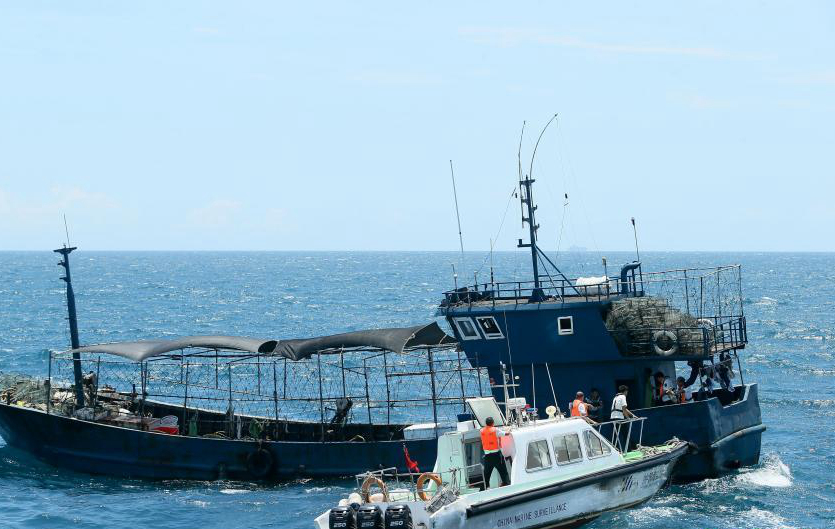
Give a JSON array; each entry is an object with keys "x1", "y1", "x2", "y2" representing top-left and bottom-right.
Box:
[
  {"x1": 584, "y1": 430, "x2": 612, "y2": 458},
  {"x1": 553, "y1": 434, "x2": 583, "y2": 464},
  {"x1": 475, "y1": 316, "x2": 504, "y2": 339},
  {"x1": 558, "y1": 316, "x2": 574, "y2": 336},
  {"x1": 453, "y1": 318, "x2": 481, "y2": 340},
  {"x1": 525, "y1": 439, "x2": 552, "y2": 471}
]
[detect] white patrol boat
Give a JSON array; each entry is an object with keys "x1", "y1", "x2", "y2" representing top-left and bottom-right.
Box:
[{"x1": 314, "y1": 396, "x2": 688, "y2": 529}]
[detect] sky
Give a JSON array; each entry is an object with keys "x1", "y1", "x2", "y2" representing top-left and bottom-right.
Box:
[{"x1": 1, "y1": 1, "x2": 834, "y2": 252}]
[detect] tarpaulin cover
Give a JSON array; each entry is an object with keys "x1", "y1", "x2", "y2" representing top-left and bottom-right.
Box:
[
  {"x1": 272, "y1": 322, "x2": 454, "y2": 361},
  {"x1": 69, "y1": 322, "x2": 454, "y2": 362}
]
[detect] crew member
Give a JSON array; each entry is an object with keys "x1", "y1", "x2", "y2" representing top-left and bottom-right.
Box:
[
  {"x1": 569, "y1": 391, "x2": 588, "y2": 417},
  {"x1": 652, "y1": 371, "x2": 674, "y2": 406},
  {"x1": 586, "y1": 388, "x2": 603, "y2": 422},
  {"x1": 611, "y1": 385, "x2": 636, "y2": 420},
  {"x1": 480, "y1": 417, "x2": 509, "y2": 488},
  {"x1": 675, "y1": 376, "x2": 693, "y2": 403}
]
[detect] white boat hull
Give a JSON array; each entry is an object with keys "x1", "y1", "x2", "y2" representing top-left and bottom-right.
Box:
[
  {"x1": 445, "y1": 456, "x2": 679, "y2": 529},
  {"x1": 314, "y1": 443, "x2": 686, "y2": 529}
]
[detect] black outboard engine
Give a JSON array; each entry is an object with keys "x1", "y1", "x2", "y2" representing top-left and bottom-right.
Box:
[
  {"x1": 329, "y1": 505, "x2": 357, "y2": 529},
  {"x1": 384, "y1": 504, "x2": 412, "y2": 529},
  {"x1": 356, "y1": 504, "x2": 383, "y2": 529}
]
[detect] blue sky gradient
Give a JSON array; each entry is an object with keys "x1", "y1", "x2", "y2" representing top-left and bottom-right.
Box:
[{"x1": 1, "y1": 2, "x2": 833, "y2": 251}]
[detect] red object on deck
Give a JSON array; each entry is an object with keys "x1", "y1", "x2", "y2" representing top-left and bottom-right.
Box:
[{"x1": 152, "y1": 426, "x2": 179, "y2": 435}]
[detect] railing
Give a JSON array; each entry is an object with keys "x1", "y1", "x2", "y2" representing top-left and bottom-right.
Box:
[
  {"x1": 593, "y1": 416, "x2": 646, "y2": 453},
  {"x1": 611, "y1": 315, "x2": 747, "y2": 357},
  {"x1": 441, "y1": 275, "x2": 642, "y2": 308},
  {"x1": 441, "y1": 264, "x2": 743, "y2": 315}
]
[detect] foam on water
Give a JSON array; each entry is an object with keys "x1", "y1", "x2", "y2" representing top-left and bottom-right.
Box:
[{"x1": 736, "y1": 454, "x2": 793, "y2": 488}]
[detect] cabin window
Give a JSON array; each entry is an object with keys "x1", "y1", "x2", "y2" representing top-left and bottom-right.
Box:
[
  {"x1": 475, "y1": 316, "x2": 504, "y2": 339},
  {"x1": 525, "y1": 439, "x2": 552, "y2": 472},
  {"x1": 552, "y1": 433, "x2": 583, "y2": 464},
  {"x1": 557, "y1": 316, "x2": 574, "y2": 336},
  {"x1": 584, "y1": 430, "x2": 612, "y2": 458},
  {"x1": 453, "y1": 317, "x2": 481, "y2": 340}
]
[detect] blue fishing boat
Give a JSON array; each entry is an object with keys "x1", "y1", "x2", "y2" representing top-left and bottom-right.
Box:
[
  {"x1": 439, "y1": 171, "x2": 764, "y2": 482},
  {"x1": 0, "y1": 249, "x2": 484, "y2": 480}
]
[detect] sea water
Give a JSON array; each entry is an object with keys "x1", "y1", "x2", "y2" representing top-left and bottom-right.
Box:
[{"x1": 0, "y1": 251, "x2": 833, "y2": 529}]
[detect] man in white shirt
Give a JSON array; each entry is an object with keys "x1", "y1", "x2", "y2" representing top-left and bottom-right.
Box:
[{"x1": 610, "y1": 385, "x2": 636, "y2": 420}]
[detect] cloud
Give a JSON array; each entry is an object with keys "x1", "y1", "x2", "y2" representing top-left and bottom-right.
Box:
[
  {"x1": 669, "y1": 92, "x2": 735, "y2": 110},
  {"x1": 185, "y1": 199, "x2": 243, "y2": 229},
  {"x1": 193, "y1": 26, "x2": 222, "y2": 36},
  {"x1": 459, "y1": 26, "x2": 743, "y2": 59},
  {"x1": 777, "y1": 70, "x2": 835, "y2": 86},
  {"x1": 348, "y1": 69, "x2": 444, "y2": 86}
]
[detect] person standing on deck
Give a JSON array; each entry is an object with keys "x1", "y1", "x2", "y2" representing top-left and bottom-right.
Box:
[
  {"x1": 586, "y1": 388, "x2": 603, "y2": 422},
  {"x1": 569, "y1": 391, "x2": 589, "y2": 418},
  {"x1": 480, "y1": 417, "x2": 509, "y2": 488},
  {"x1": 652, "y1": 371, "x2": 675, "y2": 406},
  {"x1": 611, "y1": 385, "x2": 636, "y2": 420}
]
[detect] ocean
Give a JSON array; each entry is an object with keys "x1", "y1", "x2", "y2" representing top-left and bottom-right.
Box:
[{"x1": 0, "y1": 251, "x2": 832, "y2": 529}]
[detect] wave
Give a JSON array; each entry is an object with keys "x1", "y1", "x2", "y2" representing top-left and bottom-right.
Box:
[{"x1": 736, "y1": 454, "x2": 793, "y2": 488}]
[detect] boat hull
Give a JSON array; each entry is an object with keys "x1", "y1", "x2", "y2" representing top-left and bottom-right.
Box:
[
  {"x1": 632, "y1": 383, "x2": 764, "y2": 481},
  {"x1": 458, "y1": 443, "x2": 687, "y2": 529},
  {"x1": 313, "y1": 443, "x2": 687, "y2": 529},
  {"x1": 0, "y1": 403, "x2": 437, "y2": 480}
]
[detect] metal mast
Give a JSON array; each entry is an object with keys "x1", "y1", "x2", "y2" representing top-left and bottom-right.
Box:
[
  {"x1": 517, "y1": 175, "x2": 543, "y2": 293},
  {"x1": 55, "y1": 245, "x2": 85, "y2": 408}
]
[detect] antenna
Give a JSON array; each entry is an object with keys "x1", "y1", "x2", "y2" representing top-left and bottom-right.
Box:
[
  {"x1": 517, "y1": 122, "x2": 526, "y2": 225},
  {"x1": 528, "y1": 113, "x2": 558, "y2": 181},
  {"x1": 449, "y1": 160, "x2": 465, "y2": 260},
  {"x1": 451, "y1": 263, "x2": 458, "y2": 290},
  {"x1": 631, "y1": 217, "x2": 640, "y2": 262},
  {"x1": 63, "y1": 214, "x2": 71, "y2": 248},
  {"x1": 489, "y1": 238, "x2": 495, "y2": 286}
]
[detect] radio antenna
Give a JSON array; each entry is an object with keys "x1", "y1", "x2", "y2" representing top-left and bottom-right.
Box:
[
  {"x1": 449, "y1": 160, "x2": 465, "y2": 261},
  {"x1": 631, "y1": 217, "x2": 641, "y2": 262},
  {"x1": 528, "y1": 113, "x2": 558, "y2": 181},
  {"x1": 63, "y1": 214, "x2": 72, "y2": 248},
  {"x1": 517, "y1": 121, "x2": 526, "y2": 224}
]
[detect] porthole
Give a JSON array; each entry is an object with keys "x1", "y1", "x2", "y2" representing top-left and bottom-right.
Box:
[{"x1": 558, "y1": 316, "x2": 574, "y2": 336}]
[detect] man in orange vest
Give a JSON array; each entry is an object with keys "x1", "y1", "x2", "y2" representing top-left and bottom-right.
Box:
[
  {"x1": 480, "y1": 417, "x2": 509, "y2": 488},
  {"x1": 569, "y1": 391, "x2": 589, "y2": 418}
]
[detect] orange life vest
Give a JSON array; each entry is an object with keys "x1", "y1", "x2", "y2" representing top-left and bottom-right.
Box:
[
  {"x1": 570, "y1": 399, "x2": 585, "y2": 417},
  {"x1": 481, "y1": 426, "x2": 499, "y2": 451}
]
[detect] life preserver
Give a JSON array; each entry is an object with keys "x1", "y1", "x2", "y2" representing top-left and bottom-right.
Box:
[
  {"x1": 246, "y1": 448, "x2": 274, "y2": 479},
  {"x1": 415, "y1": 472, "x2": 442, "y2": 501},
  {"x1": 652, "y1": 330, "x2": 678, "y2": 356},
  {"x1": 360, "y1": 475, "x2": 389, "y2": 503}
]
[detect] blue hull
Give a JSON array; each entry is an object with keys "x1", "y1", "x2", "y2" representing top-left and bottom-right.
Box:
[
  {"x1": 0, "y1": 403, "x2": 437, "y2": 480},
  {"x1": 632, "y1": 384, "x2": 764, "y2": 481}
]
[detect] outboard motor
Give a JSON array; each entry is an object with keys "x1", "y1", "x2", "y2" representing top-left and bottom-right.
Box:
[
  {"x1": 356, "y1": 504, "x2": 383, "y2": 529},
  {"x1": 329, "y1": 506, "x2": 357, "y2": 529},
  {"x1": 384, "y1": 504, "x2": 412, "y2": 529}
]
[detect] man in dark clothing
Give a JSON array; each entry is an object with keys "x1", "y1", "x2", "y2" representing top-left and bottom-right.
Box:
[{"x1": 585, "y1": 388, "x2": 603, "y2": 422}]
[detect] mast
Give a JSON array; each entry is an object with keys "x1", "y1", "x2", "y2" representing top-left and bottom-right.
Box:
[
  {"x1": 54, "y1": 246, "x2": 85, "y2": 408},
  {"x1": 517, "y1": 175, "x2": 543, "y2": 295}
]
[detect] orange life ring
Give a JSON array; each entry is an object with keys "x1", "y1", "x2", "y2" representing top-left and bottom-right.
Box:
[
  {"x1": 416, "y1": 472, "x2": 442, "y2": 501},
  {"x1": 360, "y1": 475, "x2": 389, "y2": 503}
]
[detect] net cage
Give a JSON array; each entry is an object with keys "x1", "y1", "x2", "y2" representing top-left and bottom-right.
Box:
[
  {"x1": 38, "y1": 344, "x2": 488, "y2": 438},
  {"x1": 605, "y1": 265, "x2": 745, "y2": 356}
]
